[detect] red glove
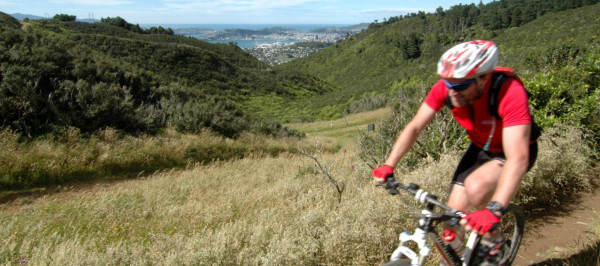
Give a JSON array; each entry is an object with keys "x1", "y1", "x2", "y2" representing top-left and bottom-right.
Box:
[
  {"x1": 462, "y1": 209, "x2": 500, "y2": 234},
  {"x1": 372, "y1": 165, "x2": 394, "y2": 183}
]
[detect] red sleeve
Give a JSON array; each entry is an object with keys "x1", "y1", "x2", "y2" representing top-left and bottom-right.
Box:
[
  {"x1": 424, "y1": 80, "x2": 448, "y2": 111},
  {"x1": 498, "y1": 79, "x2": 532, "y2": 127}
]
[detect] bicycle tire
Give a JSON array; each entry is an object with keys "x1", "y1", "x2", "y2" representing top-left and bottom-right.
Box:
[
  {"x1": 468, "y1": 203, "x2": 525, "y2": 266},
  {"x1": 382, "y1": 258, "x2": 412, "y2": 266}
]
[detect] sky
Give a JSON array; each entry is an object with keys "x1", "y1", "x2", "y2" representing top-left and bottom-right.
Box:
[{"x1": 1, "y1": 0, "x2": 494, "y2": 26}]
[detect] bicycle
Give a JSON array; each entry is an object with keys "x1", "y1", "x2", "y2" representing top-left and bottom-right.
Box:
[{"x1": 378, "y1": 177, "x2": 525, "y2": 266}]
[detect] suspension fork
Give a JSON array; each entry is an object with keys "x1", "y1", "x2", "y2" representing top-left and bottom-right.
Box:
[{"x1": 389, "y1": 209, "x2": 435, "y2": 265}]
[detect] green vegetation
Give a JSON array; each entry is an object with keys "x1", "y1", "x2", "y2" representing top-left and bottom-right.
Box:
[
  {"x1": 52, "y1": 14, "x2": 76, "y2": 22},
  {"x1": 0, "y1": 12, "x2": 335, "y2": 190},
  {"x1": 277, "y1": 0, "x2": 600, "y2": 122},
  {"x1": 1, "y1": 1, "x2": 600, "y2": 264},
  {"x1": 0, "y1": 12, "x2": 331, "y2": 139},
  {"x1": 101, "y1": 16, "x2": 174, "y2": 35}
]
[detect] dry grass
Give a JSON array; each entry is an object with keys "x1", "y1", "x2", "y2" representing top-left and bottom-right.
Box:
[
  {"x1": 286, "y1": 107, "x2": 391, "y2": 150},
  {"x1": 0, "y1": 127, "x2": 332, "y2": 193},
  {"x1": 0, "y1": 138, "x2": 459, "y2": 265},
  {"x1": 0, "y1": 124, "x2": 597, "y2": 265},
  {"x1": 286, "y1": 107, "x2": 391, "y2": 133},
  {"x1": 517, "y1": 126, "x2": 596, "y2": 211}
]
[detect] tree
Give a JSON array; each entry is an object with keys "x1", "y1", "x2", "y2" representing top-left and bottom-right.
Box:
[
  {"x1": 397, "y1": 33, "x2": 423, "y2": 60},
  {"x1": 436, "y1": 6, "x2": 445, "y2": 16},
  {"x1": 53, "y1": 14, "x2": 76, "y2": 22},
  {"x1": 101, "y1": 16, "x2": 127, "y2": 28}
]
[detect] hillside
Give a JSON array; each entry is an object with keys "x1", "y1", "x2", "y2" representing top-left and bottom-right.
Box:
[
  {"x1": 0, "y1": 13, "x2": 335, "y2": 138},
  {"x1": 3, "y1": 2, "x2": 598, "y2": 130},
  {"x1": 1, "y1": 2, "x2": 598, "y2": 191},
  {"x1": 276, "y1": 0, "x2": 600, "y2": 122},
  {"x1": 1, "y1": 2, "x2": 599, "y2": 264}
]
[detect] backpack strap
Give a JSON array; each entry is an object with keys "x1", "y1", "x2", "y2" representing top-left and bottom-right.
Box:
[
  {"x1": 444, "y1": 93, "x2": 454, "y2": 109},
  {"x1": 487, "y1": 70, "x2": 542, "y2": 141},
  {"x1": 488, "y1": 72, "x2": 510, "y2": 120}
]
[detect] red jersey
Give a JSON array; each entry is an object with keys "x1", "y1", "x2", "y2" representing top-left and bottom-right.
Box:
[{"x1": 424, "y1": 69, "x2": 532, "y2": 153}]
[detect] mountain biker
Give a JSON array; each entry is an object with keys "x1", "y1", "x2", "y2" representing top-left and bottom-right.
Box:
[{"x1": 372, "y1": 40, "x2": 538, "y2": 264}]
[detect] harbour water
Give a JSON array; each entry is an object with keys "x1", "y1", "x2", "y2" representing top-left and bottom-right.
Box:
[{"x1": 185, "y1": 36, "x2": 298, "y2": 48}]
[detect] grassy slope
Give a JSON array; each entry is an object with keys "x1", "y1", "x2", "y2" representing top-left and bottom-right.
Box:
[
  {"x1": 286, "y1": 107, "x2": 391, "y2": 149},
  {"x1": 274, "y1": 19, "x2": 440, "y2": 121},
  {"x1": 1, "y1": 121, "x2": 597, "y2": 264},
  {"x1": 0, "y1": 133, "x2": 449, "y2": 264}
]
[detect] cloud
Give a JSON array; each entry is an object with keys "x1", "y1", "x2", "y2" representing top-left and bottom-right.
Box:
[
  {"x1": 0, "y1": 0, "x2": 18, "y2": 5},
  {"x1": 161, "y1": 0, "x2": 324, "y2": 12},
  {"x1": 51, "y1": 0, "x2": 134, "y2": 5},
  {"x1": 355, "y1": 7, "x2": 436, "y2": 15}
]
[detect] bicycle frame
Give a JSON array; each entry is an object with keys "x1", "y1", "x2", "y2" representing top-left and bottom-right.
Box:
[
  {"x1": 381, "y1": 177, "x2": 481, "y2": 266},
  {"x1": 387, "y1": 205, "x2": 482, "y2": 266}
]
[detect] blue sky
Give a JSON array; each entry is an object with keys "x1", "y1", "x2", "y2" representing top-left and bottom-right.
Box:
[{"x1": 2, "y1": 0, "x2": 494, "y2": 25}]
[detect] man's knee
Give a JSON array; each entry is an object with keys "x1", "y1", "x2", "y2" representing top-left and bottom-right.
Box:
[{"x1": 464, "y1": 175, "x2": 497, "y2": 208}]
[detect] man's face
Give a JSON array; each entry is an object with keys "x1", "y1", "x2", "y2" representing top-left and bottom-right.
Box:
[{"x1": 445, "y1": 78, "x2": 481, "y2": 107}]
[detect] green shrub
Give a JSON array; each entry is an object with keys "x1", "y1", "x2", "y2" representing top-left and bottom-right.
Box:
[
  {"x1": 526, "y1": 47, "x2": 600, "y2": 152},
  {"x1": 358, "y1": 83, "x2": 466, "y2": 171},
  {"x1": 525, "y1": 42, "x2": 585, "y2": 73},
  {"x1": 0, "y1": 12, "x2": 21, "y2": 29}
]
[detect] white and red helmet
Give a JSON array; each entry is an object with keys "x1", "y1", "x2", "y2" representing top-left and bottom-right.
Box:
[{"x1": 437, "y1": 40, "x2": 499, "y2": 79}]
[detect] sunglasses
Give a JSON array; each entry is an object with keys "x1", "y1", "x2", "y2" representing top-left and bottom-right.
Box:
[{"x1": 443, "y1": 79, "x2": 475, "y2": 92}]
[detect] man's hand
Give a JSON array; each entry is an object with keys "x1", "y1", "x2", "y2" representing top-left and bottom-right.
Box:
[
  {"x1": 372, "y1": 165, "x2": 394, "y2": 183},
  {"x1": 460, "y1": 209, "x2": 500, "y2": 235}
]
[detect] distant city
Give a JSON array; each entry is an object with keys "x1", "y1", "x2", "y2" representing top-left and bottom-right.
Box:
[{"x1": 174, "y1": 24, "x2": 369, "y2": 65}]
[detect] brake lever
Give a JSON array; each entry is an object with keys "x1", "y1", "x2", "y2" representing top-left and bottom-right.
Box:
[{"x1": 376, "y1": 181, "x2": 400, "y2": 195}]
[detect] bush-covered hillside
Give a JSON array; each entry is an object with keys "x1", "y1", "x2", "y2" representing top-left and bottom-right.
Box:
[
  {"x1": 0, "y1": 13, "x2": 334, "y2": 138},
  {"x1": 277, "y1": 0, "x2": 600, "y2": 122}
]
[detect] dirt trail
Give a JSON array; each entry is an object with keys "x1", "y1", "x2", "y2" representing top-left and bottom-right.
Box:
[{"x1": 514, "y1": 188, "x2": 600, "y2": 265}]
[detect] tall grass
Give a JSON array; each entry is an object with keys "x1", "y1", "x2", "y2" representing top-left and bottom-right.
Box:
[
  {"x1": 0, "y1": 125, "x2": 597, "y2": 265},
  {"x1": 1, "y1": 147, "x2": 394, "y2": 264},
  {"x1": 0, "y1": 127, "x2": 326, "y2": 193}
]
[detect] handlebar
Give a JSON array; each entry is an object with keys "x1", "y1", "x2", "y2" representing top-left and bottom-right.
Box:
[{"x1": 379, "y1": 176, "x2": 463, "y2": 216}]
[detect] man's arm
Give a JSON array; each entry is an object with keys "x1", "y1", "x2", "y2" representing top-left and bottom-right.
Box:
[
  {"x1": 383, "y1": 103, "x2": 438, "y2": 167},
  {"x1": 491, "y1": 124, "x2": 531, "y2": 208},
  {"x1": 460, "y1": 123, "x2": 531, "y2": 234}
]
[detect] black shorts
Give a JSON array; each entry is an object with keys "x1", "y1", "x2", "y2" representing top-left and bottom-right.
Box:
[{"x1": 451, "y1": 142, "x2": 538, "y2": 186}]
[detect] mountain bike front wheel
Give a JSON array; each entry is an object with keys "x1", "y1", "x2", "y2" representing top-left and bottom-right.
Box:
[
  {"x1": 469, "y1": 203, "x2": 525, "y2": 266},
  {"x1": 382, "y1": 257, "x2": 412, "y2": 266}
]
